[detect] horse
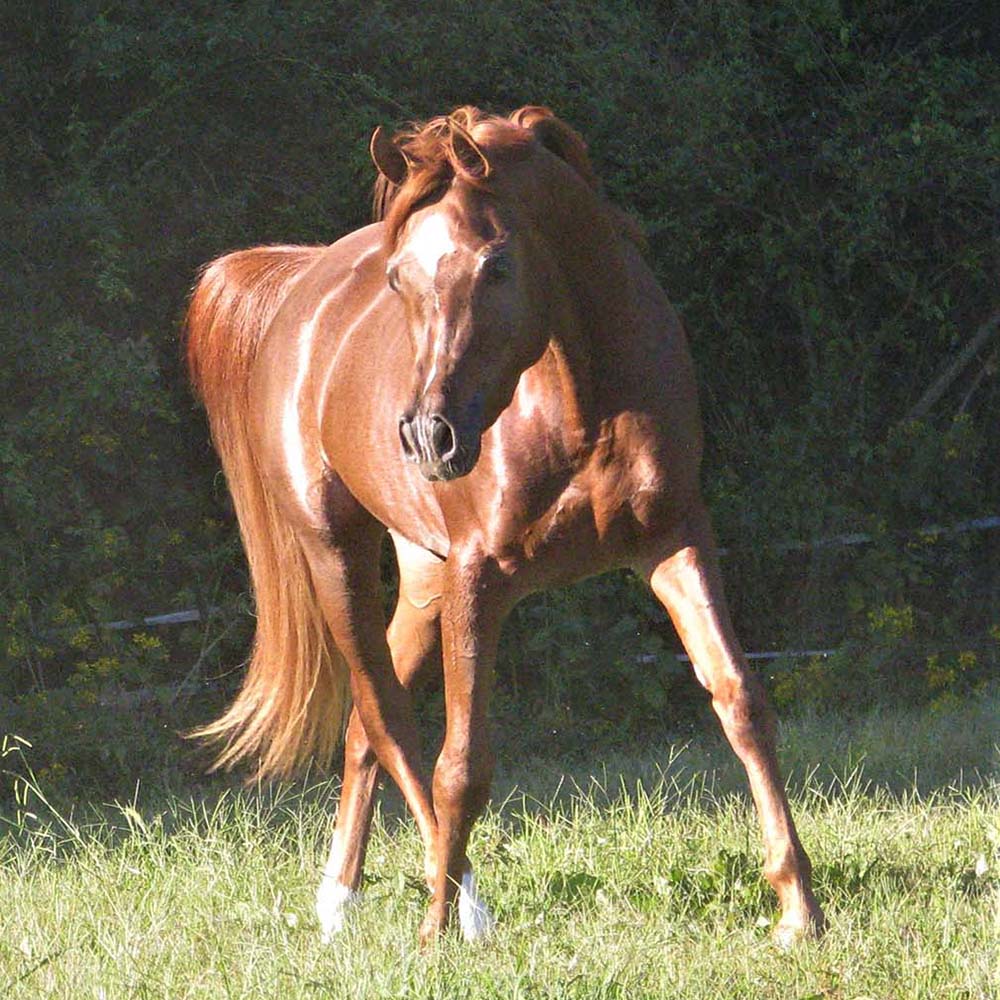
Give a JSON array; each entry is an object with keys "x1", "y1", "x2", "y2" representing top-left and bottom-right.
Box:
[{"x1": 185, "y1": 105, "x2": 824, "y2": 946}]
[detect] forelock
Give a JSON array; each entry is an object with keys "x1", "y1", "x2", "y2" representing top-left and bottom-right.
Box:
[{"x1": 372, "y1": 107, "x2": 534, "y2": 248}]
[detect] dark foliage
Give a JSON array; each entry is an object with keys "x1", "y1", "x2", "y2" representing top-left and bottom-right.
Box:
[{"x1": 2, "y1": 1, "x2": 997, "y2": 789}]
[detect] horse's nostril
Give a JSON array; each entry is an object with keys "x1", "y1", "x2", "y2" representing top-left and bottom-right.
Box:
[
  {"x1": 430, "y1": 415, "x2": 456, "y2": 460},
  {"x1": 399, "y1": 417, "x2": 418, "y2": 459},
  {"x1": 399, "y1": 412, "x2": 459, "y2": 467}
]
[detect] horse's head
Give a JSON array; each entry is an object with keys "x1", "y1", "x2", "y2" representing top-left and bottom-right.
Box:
[{"x1": 371, "y1": 106, "x2": 597, "y2": 482}]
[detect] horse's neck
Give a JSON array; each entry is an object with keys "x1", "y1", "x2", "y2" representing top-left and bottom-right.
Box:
[
  {"x1": 531, "y1": 278, "x2": 596, "y2": 442},
  {"x1": 543, "y1": 227, "x2": 640, "y2": 434}
]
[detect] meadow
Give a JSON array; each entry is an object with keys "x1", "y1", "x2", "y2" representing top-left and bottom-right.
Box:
[{"x1": 1, "y1": 692, "x2": 997, "y2": 999}]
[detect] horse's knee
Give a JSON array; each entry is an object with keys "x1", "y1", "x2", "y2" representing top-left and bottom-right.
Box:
[
  {"x1": 345, "y1": 734, "x2": 377, "y2": 773},
  {"x1": 433, "y1": 741, "x2": 494, "y2": 825}
]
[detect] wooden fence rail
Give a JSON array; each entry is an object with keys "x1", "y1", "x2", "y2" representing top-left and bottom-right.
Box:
[{"x1": 99, "y1": 513, "x2": 1000, "y2": 661}]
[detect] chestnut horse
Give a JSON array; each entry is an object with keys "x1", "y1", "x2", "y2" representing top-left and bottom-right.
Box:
[{"x1": 186, "y1": 105, "x2": 824, "y2": 945}]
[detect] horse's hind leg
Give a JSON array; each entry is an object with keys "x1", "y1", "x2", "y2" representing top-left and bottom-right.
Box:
[
  {"x1": 645, "y1": 507, "x2": 825, "y2": 945},
  {"x1": 316, "y1": 532, "x2": 443, "y2": 941}
]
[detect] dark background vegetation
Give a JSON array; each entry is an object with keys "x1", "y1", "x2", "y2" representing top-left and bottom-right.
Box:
[{"x1": 2, "y1": 0, "x2": 997, "y2": 794}]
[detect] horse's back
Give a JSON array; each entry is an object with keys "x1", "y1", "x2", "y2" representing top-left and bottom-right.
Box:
[{"x1": 263, "y1": 223, "x2": 389, "y2": 344}]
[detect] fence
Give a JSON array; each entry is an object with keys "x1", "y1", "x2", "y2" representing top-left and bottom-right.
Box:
[
  {"x1": 96, "y1": 514, "x2": 1000, "y2": 663},
  {"x1": 101, "y1": 513, "x2": 1000, "y2": 657}
]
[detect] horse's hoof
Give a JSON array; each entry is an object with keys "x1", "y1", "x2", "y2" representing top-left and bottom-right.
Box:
[
  {"x1": 316, "y1": 879, "x2": 359, "y2": 943},
  {"x1": 772, "y1": 908, "x2": 826, "y2": 949},
  {"x1": 418, "y1": 908, "x2": 444, "y2": 948}
]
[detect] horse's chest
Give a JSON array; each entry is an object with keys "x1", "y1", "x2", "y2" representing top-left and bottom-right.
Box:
[{"x1": 489, "y1": 430, "x2": 681, "y2": 582}]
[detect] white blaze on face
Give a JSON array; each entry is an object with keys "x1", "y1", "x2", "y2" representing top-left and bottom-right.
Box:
[
  {"x1": 403, "y1": 212, "x2": 456, "y2": 394},
  {"x1": 409, "y1": 212, "x2": 455, "y2": 278}
]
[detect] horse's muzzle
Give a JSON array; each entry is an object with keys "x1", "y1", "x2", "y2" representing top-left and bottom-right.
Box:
[{"x1": 398, "y1": 397, "x2": 483, "y2": 482}]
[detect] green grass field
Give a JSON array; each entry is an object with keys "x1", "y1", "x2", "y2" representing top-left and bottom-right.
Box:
[{"x1": 2, "y1": 693, "x2": 997, "y2": 999}]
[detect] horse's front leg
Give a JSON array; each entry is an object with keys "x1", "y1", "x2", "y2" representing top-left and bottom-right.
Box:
[
  {"x1": 420, "y1": 550, "x2": 504, "y2": 944},
  {"x1": 644, "y1": 508, "x2": 825, "y2": 945}
]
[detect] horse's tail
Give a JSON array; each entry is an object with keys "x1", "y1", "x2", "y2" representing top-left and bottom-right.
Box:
[{"x1": 185, "y1": 245, "x2": 351, "y2": 780}]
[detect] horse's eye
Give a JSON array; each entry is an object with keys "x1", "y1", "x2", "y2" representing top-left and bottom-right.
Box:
[
  {"x1": 480, "y1": 249, "x2": 512, "y2": 283},
  {"x1": 386, "y1": 264, "x2": 401, "y2": 293}
]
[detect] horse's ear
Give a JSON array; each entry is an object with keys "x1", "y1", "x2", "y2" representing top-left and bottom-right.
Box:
[
  {"x1": 509, "y1": 106, "x2": 598, "y2": 189},
  {"x1": 447, "y1": 120, "x2": 490, "y2": 180},
  {"x1": 370, "y1": 126, "x2": 409, "y2": 186}
]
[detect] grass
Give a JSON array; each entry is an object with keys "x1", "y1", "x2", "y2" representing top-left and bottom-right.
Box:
[{"x1": 1, "y1": 693, "x2": 997, "y2": 999}]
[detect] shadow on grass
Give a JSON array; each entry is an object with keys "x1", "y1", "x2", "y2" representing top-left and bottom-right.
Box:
[{"x1": 2, "y1": 688, "x2": 995, "y2": 882}]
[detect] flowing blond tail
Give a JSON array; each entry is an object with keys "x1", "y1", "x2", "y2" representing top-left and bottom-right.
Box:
[{"x1": 185, "y1": 245, "x2": 351, "y2": 780}]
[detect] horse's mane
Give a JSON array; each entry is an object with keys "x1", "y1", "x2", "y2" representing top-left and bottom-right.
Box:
[{"x1": 372, "y1": 105, "x2": 607, "y2": 247}]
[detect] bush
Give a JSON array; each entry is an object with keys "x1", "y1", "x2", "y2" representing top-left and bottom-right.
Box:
[{"x1": 2, "y1": 2, "x2": 997, "y2": 786}]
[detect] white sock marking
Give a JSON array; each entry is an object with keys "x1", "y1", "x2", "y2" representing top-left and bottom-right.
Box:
[
  {"x1": 316, "y1": 877, "x2": 359, "y2": 943},
  {"x1": 458, "y1": 869, "x2": 496, "y2": 942}
]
